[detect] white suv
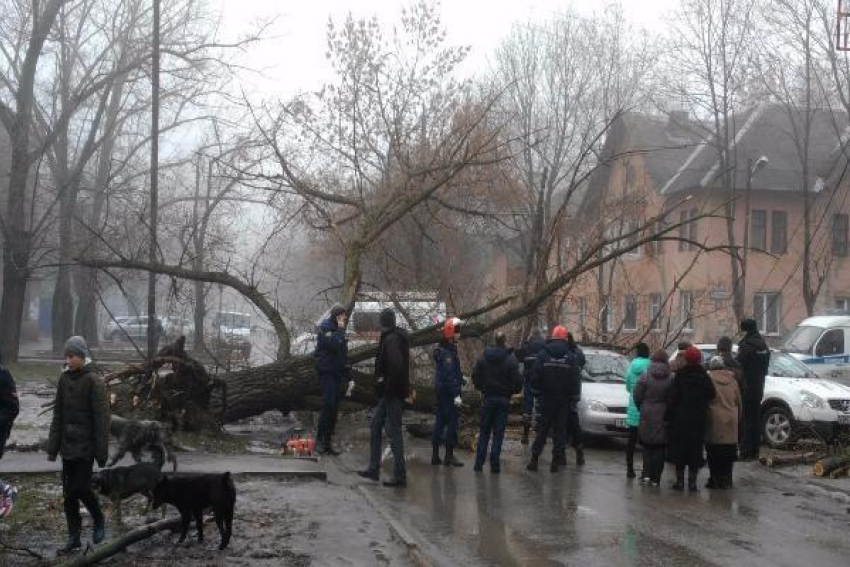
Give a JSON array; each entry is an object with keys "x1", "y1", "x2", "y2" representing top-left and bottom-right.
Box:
[
  {"x1": 577, "y1": 348, "x2": 632, "y2": 438},
  {"x1": 681, "y1": 345, "x2": 850, "y2": 448}
]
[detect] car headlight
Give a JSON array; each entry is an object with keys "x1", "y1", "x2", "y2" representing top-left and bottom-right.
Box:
[
  {"x1": 800, "y1": 391, "x2": 825, "y2": 409},
  {"x1": 585, "y1": 400, "x2": 608, "y2": 413}
]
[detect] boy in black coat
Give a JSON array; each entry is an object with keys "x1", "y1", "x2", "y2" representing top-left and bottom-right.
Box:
[{"x1": 358, "y1": 309, "x2": 411, "y2": 487}]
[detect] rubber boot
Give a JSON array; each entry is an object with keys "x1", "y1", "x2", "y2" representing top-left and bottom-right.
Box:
[
  {"x1": 553, "y1": 451, "x2": 567, "y2": 466},
  {"x1": 671, "y1": 466, "x2": 685, "y2": 491},
  {"x1": 92, "y1": 507, "x2": 106, "y2": 544},
  {"x1": 431, "y1": 443, "x2": 442, "y2": 466},
  {"x1": 526, "y1": 454, "x2": 539, "y2": 472},
  {"x1": 575, "y1": 448, "x2": 585, "y2": 467},
  {"x1": 444, "y1": 445, "x2": 464, "y2": 467},
  {"x1": 627, "y1": 451, "x2": 636, "y2": 479},
  {"x1": 687, "y1": 467, "x2": 699, "y2": 492}
]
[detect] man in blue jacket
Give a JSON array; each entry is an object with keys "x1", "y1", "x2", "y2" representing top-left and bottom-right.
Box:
[
  {"x1": 516, "y1": 328, "x2": 546, "y2": 445},
  {"x1": 315, "y1": 304, "x2": 349, "y2": 456},
  {"x1": 431, "y1": 317, "x2": 465, "y2": 467}
]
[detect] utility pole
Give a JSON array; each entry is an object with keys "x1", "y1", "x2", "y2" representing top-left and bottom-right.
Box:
[{"x1": 147, "y1": 0, "x2": 161, "y2": 361}]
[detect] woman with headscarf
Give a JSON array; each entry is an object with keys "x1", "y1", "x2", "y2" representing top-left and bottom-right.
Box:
[
  {"x1": 705, "y1": 356, "x2": 742, "y2": 489},
  {"x1": 633, "y1": 350, "x2": 674, "y2": 486},
  {"x1": 665, "y1": 346, "x2": 716, "y2": 491}
]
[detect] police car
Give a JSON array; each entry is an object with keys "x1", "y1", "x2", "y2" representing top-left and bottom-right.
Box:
[
  {"x1": 782, "y1": 315, "x2": 850, "y2": 386},
  {"x1": 578, "y1": 348, "x2": 632, "y2": 438},
  {"x1": 675, "y1": 344, "x2": 850, "y2": 448}
]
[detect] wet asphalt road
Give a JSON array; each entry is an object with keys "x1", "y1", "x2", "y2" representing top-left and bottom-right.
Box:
[{"x1": 346, "y1": 438, "x2": 850, "y2": 567}]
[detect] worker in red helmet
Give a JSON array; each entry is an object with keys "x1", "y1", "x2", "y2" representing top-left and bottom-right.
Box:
[
  {"x1": 431, "y1": 317, "x2": 465, "y2": 467},
  {"x1": 527, "y1": 325, "x2": 586, "y2": 473}
]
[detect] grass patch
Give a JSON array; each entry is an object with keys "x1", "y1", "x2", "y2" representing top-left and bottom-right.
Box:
[
  {"x1": 0, "y1": 474, "x2": 63, "y2": 538},
  {"x1": 175, "y1": 430, "x2": 249, "y2": 454}
]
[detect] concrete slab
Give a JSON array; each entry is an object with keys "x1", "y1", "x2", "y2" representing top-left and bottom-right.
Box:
[{"x1": 0, "y1": 451, "x2": 326, "y2": 480}]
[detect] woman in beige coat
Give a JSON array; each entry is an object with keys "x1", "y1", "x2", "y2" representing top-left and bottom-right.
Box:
[{"x1": 705, "y1": 356, "x2": 742, "y2": 489}]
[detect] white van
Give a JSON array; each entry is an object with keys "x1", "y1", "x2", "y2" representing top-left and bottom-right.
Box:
[{"x1": 782, "y1": 315, "x2": 850, "y2": 384}]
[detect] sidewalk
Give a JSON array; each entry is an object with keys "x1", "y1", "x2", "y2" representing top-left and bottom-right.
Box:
[
  {"x1": 0, "y1": 451, "x2": 326, "y2": 480},
  {"x1": 765, "y1": 462, "x2": 850, "y2": 503}
]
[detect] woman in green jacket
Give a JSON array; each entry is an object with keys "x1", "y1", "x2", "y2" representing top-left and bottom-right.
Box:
[{"x1": 624, "y1": 343, "x2": 651, "y2": 479}]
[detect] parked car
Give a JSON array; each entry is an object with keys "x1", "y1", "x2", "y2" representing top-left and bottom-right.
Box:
[
  {"x1": 208, "y1": 311, "x2": 252, "y2": 358},
  {"x1": 577, "y1": 348, "x2": 632, "y2": 438},
  {"x1": 164, "y1": 316, "x2": 195, "y2": 341},
  {"x1": 673, "y1": 344, "x2": 850, "y2": 448},
  {"x1": 104, "y1": 315, "x2": 165, "y2": 343},
  {"x1": 782, "y1": 315, "x2": 850, "y2": 385}
]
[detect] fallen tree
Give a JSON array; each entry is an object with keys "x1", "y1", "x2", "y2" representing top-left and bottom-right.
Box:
[
  {"x1": 56, "y1": 517, "x2": 181, "y2": 567},
  {"x1": 759, "y1": 451, "x2": 822, "y2": 468},
  {"x1": 813, "y1": 454, "x2": 850, "y2": 477}
]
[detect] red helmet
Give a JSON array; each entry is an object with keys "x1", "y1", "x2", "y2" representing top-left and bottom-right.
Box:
[
  {"x1": 443, "y1": 317, "x2": 463, "y2": 339},
  {"x1": 552, "y1": 326, "x2": 568, "y2": 340}
]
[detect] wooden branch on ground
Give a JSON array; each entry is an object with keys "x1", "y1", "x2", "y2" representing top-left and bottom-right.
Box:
[
  {"x1": 813, "y1": 454, "x2": 850, "y2": 477},
  {"x1": 758, "y1": 451, "x2": 821, "y2": 468},
  {"x1": 830, "y1": 465, "x2": 849, "y2": 479},
  {"x1": 56, "y1": 517, "x2": 181, "y2": 567}
]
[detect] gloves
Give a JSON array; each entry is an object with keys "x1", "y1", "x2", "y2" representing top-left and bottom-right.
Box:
[
  {"x1": 454, "y1": 395, "x2": 463, "y2": 408},
  {"x1": 345, "y1": 380, "x2": 356, "y2": 398}
]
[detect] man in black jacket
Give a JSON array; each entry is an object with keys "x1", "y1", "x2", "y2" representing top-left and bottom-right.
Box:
[
  {"x1": 737, "y1": 319, "x2": 771, "y2": 460},
  {"x1": 516, "y1": 328, "x2": 546, "y2": 445},
  {"x1": 358, "y1": 309, "x2": 410, "y2": 487},
  {"x1": 0, "y1": 352, "x2": 19, "y2": 519},
  {"x1": 472, "y1": 332, "x2": 522, "y2": 473},
  {"x1": 527, "y1": 326, "x2": 586, "y2": 473}
]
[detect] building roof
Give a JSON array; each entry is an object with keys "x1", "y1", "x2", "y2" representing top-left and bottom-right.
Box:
[{"x1": 597, "y1": 104, "x2": 850, "y2": 198}]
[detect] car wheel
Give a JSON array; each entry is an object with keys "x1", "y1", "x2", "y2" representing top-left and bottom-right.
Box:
[{"x1": 762, "y1": 406, "x2": 794, "y2": 449}]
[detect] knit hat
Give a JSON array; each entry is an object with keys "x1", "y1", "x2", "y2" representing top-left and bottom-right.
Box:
[
  {"x1": 684, "y1": 346, "x2": 702, "y2": 365},
  {"x1": 552, "y1": 326, "x2": 568, "y2": 340},
  {"x1": 379, "y1": 308, "x2": 396, "y2": 331},
  {"x1": 740, "y1": 318, "x2": 758, "y2": 333},
  {"x1": 64, "y1": 336, "x2": 91, "y2": 359}
]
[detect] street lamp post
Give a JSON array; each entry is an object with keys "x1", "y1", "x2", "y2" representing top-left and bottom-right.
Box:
[{"x1": 740, "y1": 155, "x2": 769, "y2": 315}]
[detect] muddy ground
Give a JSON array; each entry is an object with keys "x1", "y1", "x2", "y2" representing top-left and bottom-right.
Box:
[{"x1": 0, "y1": 367, "x2": 410, "y2": 566}]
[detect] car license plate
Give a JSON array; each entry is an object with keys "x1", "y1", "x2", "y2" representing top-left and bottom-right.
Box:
[
  {"x1": 839, "y1": 414, "x2": 850, "y2": 425},
  {"x1": 614, "y1": 419, "x2": 627, "y2": 428}
]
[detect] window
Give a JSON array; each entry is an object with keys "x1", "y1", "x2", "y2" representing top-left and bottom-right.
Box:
[
  {"x1": 815, "y1": 328, "x2": 845, "y2": 357},
  {"x1": 649, "y1": 293, "x2": 662, "y2": 331},
  {"x1": 678, "y1": 291, "x2": 694, "y2": 332},
  {"x1": 771, "y1": 211, "x2": 787, "y2": 254},
  {"x1": 623, "y1": 296, "x2": 638, "y2": 331},
  {"x1": 649, "y1": 220, "x2": 665, "y2": 256},
  {"x1": 837, "y1": 298, "x2": 850, "y2": 313},
  {"x1": 833, "y1": 214, "x2": 849, "y2": 257},
  {"x1": 751, "y1": 210, "x2": 767, "y2": 251},
  {"x1": 754, "y1": 292, "x2": 781, "y2": 336},
  {"x1": 600, "y1": 300, "x2": 614, "y2": 333},
  {"x1": 624, "y1": 220, "x2": 641, "y2": 257},
  {"x1": 578, "y1": 297, "x2": 587, "y2": 330},
  {"x1": 678, "y1": 209, "x2": 698, "y2": 251}
]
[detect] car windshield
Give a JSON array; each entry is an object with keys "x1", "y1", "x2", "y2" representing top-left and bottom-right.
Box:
[
  {"x1": 769, "y1": 352, "x2": 816, "y2": 379},
  {"x1": 583, "y1": 353, "x2": 629, "y2": 383},
  {"x1": 781, "y1": 326, "x2": 823, "y2": 354}
]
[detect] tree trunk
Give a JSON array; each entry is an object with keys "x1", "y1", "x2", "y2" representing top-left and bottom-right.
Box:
[
  {"x1": 73, "y1": 265, "x2": 99, "y2": 345},
  {"x1": 52, "y1": 206, "x2": 75, "y2": 352},
  {"x1": 813, "y1": 454, "x2": 850, "y2": 477}
]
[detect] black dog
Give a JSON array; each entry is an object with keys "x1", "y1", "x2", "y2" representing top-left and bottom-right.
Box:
[
  {"x1": 91, "y1": 462, "x2": 162, "y2": 523},
  {"x1": 109, "y1": 415, "x2": 178, "y2": 471},
  {"x1": 152, "y1": 473, "x2": 236, "y2": 550}
]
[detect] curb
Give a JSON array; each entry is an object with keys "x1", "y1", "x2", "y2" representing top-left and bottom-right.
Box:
[
  {"x1": 356, "y1": 485, "x2": 435, "y2": 567},
  {"x1": 2, "y1": 470, "x2": 327, "y2": 481}
]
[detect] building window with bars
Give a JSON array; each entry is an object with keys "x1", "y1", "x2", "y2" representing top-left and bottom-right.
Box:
[
  {"x1": 751, "y1": 210, "x2": 767, "y2": 251},
  {"x1": 678, "y1": 209, "x2": 698, "y2": 251},
  {"x1": 771, "y1": 210, "x2": 787, "y2": 254},
  {"x1": 836, "y1": 297, "x2": 850, "y2": 313},
  {"x1": 833, "y1": 214, "x2": 849, "y2": 257},
  {"x1": 601, "y1": 301, "x2": 614, "y2": 333},
  {"x1": 649, "y1": 293, "x2": 662, "y2": 331},
  {"x1": 754, "y1": 292, "x2": 781, "y2": 336}
]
